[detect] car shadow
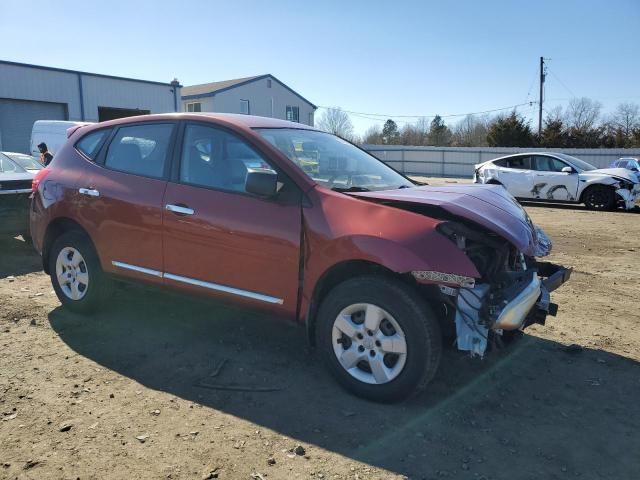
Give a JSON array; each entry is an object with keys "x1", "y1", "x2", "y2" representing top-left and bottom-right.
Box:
[
  {"x1": 48, "y1": 286, "x2": 640, "y2": 479},
  {"x1": 0, "y1": 235, "x2": 42, "y2": 278}
]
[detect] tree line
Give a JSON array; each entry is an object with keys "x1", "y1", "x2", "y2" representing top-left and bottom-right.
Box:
[{"x1": 315, "y1": 99, "x2": 640, "y2": 148}]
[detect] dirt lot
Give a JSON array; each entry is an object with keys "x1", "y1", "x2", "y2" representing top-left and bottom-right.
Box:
[{"x1": 1, "y1": 201, "x2": 639, "y2": 480}]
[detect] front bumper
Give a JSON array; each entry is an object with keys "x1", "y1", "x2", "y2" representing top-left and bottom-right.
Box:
[
  {"x1": 494, "y1": 262, "x2": 572, "y2": 331},
  {"x1": 616, "y1": 184, "x2": 640, "y2": 210},
  {"x1": 454, "y1": 262, "x2": 571, "y2": 356}
]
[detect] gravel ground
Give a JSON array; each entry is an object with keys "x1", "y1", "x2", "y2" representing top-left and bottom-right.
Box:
[{"x1": 1, "y1": 202, "x2": 639, "y2": 480}]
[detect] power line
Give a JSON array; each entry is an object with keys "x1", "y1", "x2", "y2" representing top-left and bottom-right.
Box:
[
  {"x1": 316, "y1": 102, "x2": 534, "y2": 121},
  {"x1": 547, "y1": 68, "x2": 577, "y2": 98}
]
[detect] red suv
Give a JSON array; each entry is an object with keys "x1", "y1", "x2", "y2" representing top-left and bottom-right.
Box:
[{"x1": 30, "y1": 114, "x2": 570, "y2": 402}]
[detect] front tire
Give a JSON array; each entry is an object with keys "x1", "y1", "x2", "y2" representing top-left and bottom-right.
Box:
[
  {"x1": 49, "y1": 230, "x2": 112, "y2": 313},
  {"x1": 316, "y1": 276, "x2": 442, "y2": 402},
  {"x1": 583, "y1": 185, "x2": 615, "y2": 210}
]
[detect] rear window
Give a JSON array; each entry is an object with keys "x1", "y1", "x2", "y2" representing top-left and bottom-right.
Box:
[{"x1": 76, "y1": 129, "x2": 111, "y2": 160}]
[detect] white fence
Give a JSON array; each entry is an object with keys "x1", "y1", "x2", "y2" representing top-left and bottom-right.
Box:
[{"x1": 362, "y1": 145, "x2": 640, "y2": 178}]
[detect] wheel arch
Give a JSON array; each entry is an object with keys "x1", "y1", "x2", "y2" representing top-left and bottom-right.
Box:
[
  {"x1": 304, "y1": 260, "x2": 417, "y2": 345},
  {"x1": 42, "y1": 217, "x2": 94, "y2": 274},
  {"x1": 578, "y1": 182, "x2": 616, "y2": 204}
]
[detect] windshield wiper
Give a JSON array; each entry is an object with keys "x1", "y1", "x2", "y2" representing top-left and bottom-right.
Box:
[{"x1": 331, "y1": 186, "x2": 371, "y2": 193}]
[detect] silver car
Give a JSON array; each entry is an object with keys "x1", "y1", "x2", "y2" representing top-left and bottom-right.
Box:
[{"x1": 0, "y1": 152, "x2": 41, "y2": 237}]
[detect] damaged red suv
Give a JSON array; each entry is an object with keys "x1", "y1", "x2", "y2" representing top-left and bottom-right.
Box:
[{"x1": 30, "y1": 114, "x2": 571, "y2": 402}]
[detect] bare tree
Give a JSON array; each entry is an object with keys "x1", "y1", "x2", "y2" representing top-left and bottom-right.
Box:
[
  {"x1": 316, "y1": 107, "x2": 355, "y2": 141},
  {"x1": 451, "y1": 114, "x2": 489, "y2": 146},
  {"x1": 610, "y1": 103, "x2": 640, "y2": 137},
  {"x1": 362, "y1": 125, "x2": 383, "y2": 144},
  {"x1": 545, "y1": 105, "x2": 564, "y2": 124},
  {"x1": 565, "y1": 97, "x2": 602, "y2": 131}
]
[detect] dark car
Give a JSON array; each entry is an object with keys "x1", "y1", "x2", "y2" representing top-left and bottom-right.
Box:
[
  {"x1": 30, "y1": 113, "x2": 571, "y2": 402},
  {"x1": 0, "y1": 151, "x2": 39, "y2": 237}
]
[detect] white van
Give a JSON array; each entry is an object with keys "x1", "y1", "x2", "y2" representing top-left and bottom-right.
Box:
[{"x1": 30, "y1": 120, "x2": 93, "y2": 158}]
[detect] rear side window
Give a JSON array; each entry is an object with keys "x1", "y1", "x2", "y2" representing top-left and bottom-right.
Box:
[
  {"x1": 493, "y1": 159, "x2": 508, "y2": 167},
  {"x1": 504, "y1": 156, "x2": 532, "y2": 169},
  {"x1": 76, "y1": 129, "x2": 110, "y2": 160},
  {"x1": 105, "y1": 124, "x2": 174, "y2": 179}
]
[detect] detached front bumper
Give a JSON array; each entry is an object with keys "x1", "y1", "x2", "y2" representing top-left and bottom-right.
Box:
[
  {"x1": 454, "y1": 262, "x2": 572, "y2": 356},
  {"x1": 493, "y1": 262, "x2": 572, "y2": 331}
]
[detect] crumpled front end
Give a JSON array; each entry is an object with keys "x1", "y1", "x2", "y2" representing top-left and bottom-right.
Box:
[
  {"x1": 434, "y1": 221, "x2": 571, "y2": 357},
  {"x1": 615, "y1": 182, "x2": 640, "y2": 210}
]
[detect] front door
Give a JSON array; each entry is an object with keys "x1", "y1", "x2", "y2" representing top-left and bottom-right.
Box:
[
  {"x1": 530, "y1": 155, "x2": 579, "y2": 201},
  {"x1": 77, "y1": 122, "x2": 176, "y2": 284},
  {"x1": 162, "y1": 122, "x2": 302, "y2": 316}
]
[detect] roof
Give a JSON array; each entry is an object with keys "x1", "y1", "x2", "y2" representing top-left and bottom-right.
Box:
[
  {"x1": 79, "y1": 112, "x2": 319, "y2": 131},
  {"x1": 0, "y1": 59, "x2": 182, "y2": 87},
  {"x1": 182, "y1": 76, "x2": 263, "y2": 97},
  {"x1": 181, "y1": 74, "x2": 317, "y2": 109}
]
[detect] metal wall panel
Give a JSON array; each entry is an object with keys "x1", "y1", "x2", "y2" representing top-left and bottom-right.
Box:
[
  {"x1": 363, "y1": 145, "x2": 640, "y2": 178},
  {"x1": 0, "y1": 99, "x2": 66, "y2": 153}
]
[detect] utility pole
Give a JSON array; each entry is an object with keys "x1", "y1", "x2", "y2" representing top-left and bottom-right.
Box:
[{"x1": 538, "y1": 56, "x2": 545, "y2": 138}]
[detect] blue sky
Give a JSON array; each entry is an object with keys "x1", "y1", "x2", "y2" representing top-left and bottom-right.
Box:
[{"x1": 1, "y1": 0, "x2": 639, "y2": 134}]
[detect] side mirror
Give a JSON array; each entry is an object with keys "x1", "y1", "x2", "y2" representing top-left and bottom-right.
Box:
[
  {"x1": 631, "y1": 167, "x2": 639, "y2": 172},
  {"x1": 561, "y1": 166, "x2": 574, "y2": 173},
  {"x1": 245, "y1": 168, "x2": 278, "y2": 197}
]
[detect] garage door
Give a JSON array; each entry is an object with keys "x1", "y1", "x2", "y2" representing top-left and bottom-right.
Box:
[{"x1": 0, "y1": 99, "x2": 67, "y2": 154}]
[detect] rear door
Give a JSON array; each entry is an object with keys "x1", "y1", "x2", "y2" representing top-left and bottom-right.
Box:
[
  {"x1": 161, "y1": 122, "x2": 302, "y2": 316},
  {"x1": 494, "y1": 156, "x2": 535, "y2": 197},
  {"x1": 531, "y1": 155, "x2": 579, "y2": 201},
  {"x1": 76, "y1": 122, "x2": 177, "y2": 284}
]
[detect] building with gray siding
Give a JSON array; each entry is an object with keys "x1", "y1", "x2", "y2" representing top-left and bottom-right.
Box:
[
  {"x1": 181, "y1": 74, "x2": 316, "y2": 126},
  {"x1": 0, "y1": 60, "x2": 181, "y2": 153}
]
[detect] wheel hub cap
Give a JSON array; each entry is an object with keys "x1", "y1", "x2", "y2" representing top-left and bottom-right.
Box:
[
  {"x1": 55, "y1": 247, "x2": 89, "y2": 301},
  {"x1": 331, "y1": 303, "x2": 407, "y2": 385}
]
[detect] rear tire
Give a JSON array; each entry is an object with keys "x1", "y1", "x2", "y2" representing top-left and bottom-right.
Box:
[
  {"x1": 49, "y1": 230, "x2": 112, "y2": 313},
  {"x1": 583, "y1": 185, "x2": 615, "y2": 210},
  {"x1": 316, "y1": 275, "x2": 442, "y2": 402}
]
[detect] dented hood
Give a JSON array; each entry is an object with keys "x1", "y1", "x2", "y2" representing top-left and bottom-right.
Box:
[{"x1": 348, "y1": 184, "x2": 550, "y2": 257}]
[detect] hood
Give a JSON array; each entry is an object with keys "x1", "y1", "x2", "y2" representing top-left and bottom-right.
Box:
[
  {"x1": 582, "y1": 167, "x2": 638, "y2": 183},
  {"x1": 348, "y1": 184, "x2": 550, "y2": 257},
  {"x1": 0, "y1": 171, "x2": 34, "y2": 181}
]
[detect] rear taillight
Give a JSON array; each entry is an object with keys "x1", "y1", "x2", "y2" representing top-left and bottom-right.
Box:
[{"x1": 32, "y1": 168, "x2": 51, "y2": 193}]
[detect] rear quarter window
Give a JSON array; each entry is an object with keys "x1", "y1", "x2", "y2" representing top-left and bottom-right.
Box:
[{"x1": 76, "y1": 129, "x2": 111, "y2": 160}]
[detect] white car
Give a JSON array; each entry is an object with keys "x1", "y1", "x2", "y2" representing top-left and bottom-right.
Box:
[{"x1": 474, "y1": 152, "x2": 640, "y2": 211}]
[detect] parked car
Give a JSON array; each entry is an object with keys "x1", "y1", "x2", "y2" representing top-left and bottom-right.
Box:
[
  {"x1": 30, "y1": 114, "x2": 571, "y2": 402},
  {"x1": 474, "y1": 152, "x2": 640, "y2": 210},
  {"x1": 2, "y1": 151, "x2": 43, "y2": 173},
  {"x1": 610, "y1": 157, "x2": 640, "y2": 182},
  {"x1": 0, "y1": 152, "x2": 37, "y2": 237},
  {"x1": 30, "y1": 120, "x2": 92, "y2": 158}
]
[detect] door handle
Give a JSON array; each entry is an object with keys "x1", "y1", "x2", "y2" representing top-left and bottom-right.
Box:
[
  {"x1": 79, "y1": 188, "x2": 100, "y2": 197},
  {"x1": 166, "y1": 204, "x2": 194, "y2": 215}
]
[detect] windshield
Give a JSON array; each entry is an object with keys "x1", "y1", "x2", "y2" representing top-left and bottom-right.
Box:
[
  {"x1": 5, "y1": 153, "x2": 42, "y2": 171},
  {"x1": 255, "y1": 128, "x2": 413, "y2": 191},
  {"x1": 554, "y1": 152, "x2": 597, "y2": 171},
  {"x1": 0, "y1": 153, "x2": 27, "y2": 173}
]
